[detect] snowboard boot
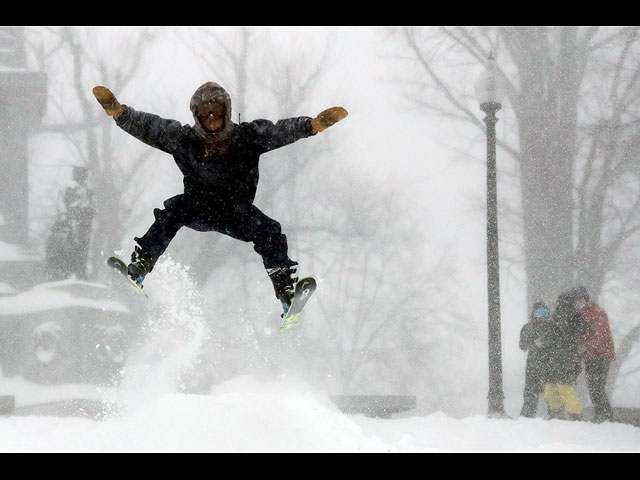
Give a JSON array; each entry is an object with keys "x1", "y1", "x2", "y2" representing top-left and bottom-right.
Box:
[
  {"x1": 127, "y1": 245, "x2": 158, "y2": 288},
  {"x1": 267, "y1": 265, "x2": 298, "y2": 315},
  {"x1": 593, "y1": 408, "x2": 614, "y2": 424}
]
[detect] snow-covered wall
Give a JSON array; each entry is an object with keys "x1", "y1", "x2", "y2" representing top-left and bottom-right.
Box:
[
  {"x1": 0, "y1": 278, "x2": 137, "y2": 385},
  {"x1": 0, "y1": 278, "x2": 129, "y2": 316}
]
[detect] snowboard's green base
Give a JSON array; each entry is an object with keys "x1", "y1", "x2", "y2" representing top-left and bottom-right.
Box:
[
  {"x1": 107, "y1": 255, "x2": 148, "y2": 298},
  {"x1": 279, "y1": 277, "x2": 316, "y2": 331}
]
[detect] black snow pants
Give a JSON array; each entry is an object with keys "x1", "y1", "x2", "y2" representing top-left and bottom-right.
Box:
[
  {"x1": 135, "y1": 194, "x2": 296, "y2": 270},
  {"x1": 520, "y1": 355, "x2": 546, "y2": 418},
  {"x1": 584, "y1": 359, "x2": 614, "y2": 423}
]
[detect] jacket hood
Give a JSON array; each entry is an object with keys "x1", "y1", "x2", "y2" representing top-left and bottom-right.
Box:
[
  {"x1": 190, "y1": 82, "x2": 235, "y2": 155},
  {"x1": 530, "y1": 302, "x2": 550, "y2": 321}
]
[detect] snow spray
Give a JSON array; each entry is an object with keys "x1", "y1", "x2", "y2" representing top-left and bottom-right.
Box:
[{"x1": 110, "y1": 257, "x2": 215, "y2": 414}]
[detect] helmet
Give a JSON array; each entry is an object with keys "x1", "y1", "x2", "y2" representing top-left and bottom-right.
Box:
[{"x1": 190, "y1": 82, "x2": 235, "y2": 155}]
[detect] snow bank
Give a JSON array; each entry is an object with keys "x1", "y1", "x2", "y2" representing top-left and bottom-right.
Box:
[
  {"x1": 1, "y1": 375, "x2": 639, "y2": 452},
  {"x1": 1, "y1": 258, "x2": 638, "y2": 452},
  {"x1": 0, "y1": 278, "x2": 129, "y2": 315},
  {"x1": 0, "y1": 376, "x2": 102, "y2": 407},
  {"x1": 0, "y1": 240, "x2": 39, "y2": 262}
]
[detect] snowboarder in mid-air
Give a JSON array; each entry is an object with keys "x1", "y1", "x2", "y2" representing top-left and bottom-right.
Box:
[{"x1": 93, "y1": 82, "x2": 347, "y2": 319}]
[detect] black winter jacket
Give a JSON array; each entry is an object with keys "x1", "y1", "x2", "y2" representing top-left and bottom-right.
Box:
[
  {"x1": 545, "y1": 295, "x2": 590, "y2": 384},
  {"x1": 115, "y1": 105, "x2": 316, "y2": 204},
  {"x1": 520, "y1": 318, "x2": 553, "y2": 384}
]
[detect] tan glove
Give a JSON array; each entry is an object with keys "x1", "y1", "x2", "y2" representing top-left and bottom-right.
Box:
[
  {"x1": 310, "y1": 106, "x2": 348, "y2": 133},
  {"x1": 93, "y1": 86, "x2": 122, "y2": 119}
]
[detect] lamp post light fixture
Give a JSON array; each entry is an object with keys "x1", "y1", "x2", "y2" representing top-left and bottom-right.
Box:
[{"x1": 474, "y1": 54, "x2": 507, "y2": 417}]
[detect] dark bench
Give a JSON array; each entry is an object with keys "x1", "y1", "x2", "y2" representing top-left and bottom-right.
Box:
[{"x1": 331, "y1": 395, "x2": 417, "y2": 419}]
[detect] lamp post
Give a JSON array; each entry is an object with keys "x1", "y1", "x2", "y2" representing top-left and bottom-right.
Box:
[{"x1": 474, "y1": 54, "x2": 506, "y2": 417}]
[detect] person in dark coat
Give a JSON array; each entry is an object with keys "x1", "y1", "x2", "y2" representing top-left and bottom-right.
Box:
[
  {"x1": 519, "y1": 302, "x2": 553, "y2": 418},
  {"x1": 544, "y1": 288, "x2": 590, "y2": 420},
  {"x1": 93, "y1": 82, "x2": 347, "y2": 313},
  {"x1": 574, "y1": 286, "x2": 616, "y2": 423}
]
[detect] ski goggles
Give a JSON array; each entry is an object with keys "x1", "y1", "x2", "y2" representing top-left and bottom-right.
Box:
[
  {"x1": 533, "y1": 306, "x2": 550, "y2": 318},
  {"x1": 195, "y1": 102, "x2": 226, "y2": 122}
]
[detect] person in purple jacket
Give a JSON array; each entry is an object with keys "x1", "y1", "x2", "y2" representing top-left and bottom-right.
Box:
[{"x1": 93, "y1": 82, "x2": 347, "y2": 313}]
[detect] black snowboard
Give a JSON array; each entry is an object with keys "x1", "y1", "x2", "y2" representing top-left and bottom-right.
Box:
[
  {"x1": 107, "y1": 255, "x2": 148, "y2": 298},
  {"x1": 279, "y1": 277, "x2": 316, "y2": 331}
]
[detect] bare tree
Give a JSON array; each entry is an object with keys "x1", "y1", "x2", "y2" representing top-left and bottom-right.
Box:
[
  {"x1": 574, "y1": 27, "x2": 640, "y2": 295},
  {"x1": 386, "y1": 27, "x2": 640, "y2": 302},
  {"x1": 25, "y1": 27, "x2": 157, "y2": 278},
  {"x1": 295, "y1": 166, "x2": 473, "y2": 397},
  {"x1": 385, "y1": 26, "x2": 640, "y2": 398}
]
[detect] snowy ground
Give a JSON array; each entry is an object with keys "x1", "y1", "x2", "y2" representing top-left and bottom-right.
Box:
[
  {"x1": 2, "y1": 261, "x2": 638, "y2": 453},
  {"x1": 0, "y1": 375, "x2": 639, "y2": 452}
]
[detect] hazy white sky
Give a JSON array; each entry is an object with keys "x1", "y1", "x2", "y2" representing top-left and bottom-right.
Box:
[{"x1": 23, "y1": 26, "x2": 583, "y2": 409}]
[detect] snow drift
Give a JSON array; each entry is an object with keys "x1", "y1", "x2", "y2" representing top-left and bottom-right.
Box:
[
  {"x1": 1, "y1": 374, "x2": 640, "y2": 452},
  {"x1": 0, "y1": 259, "x2": 638, "y2": 452}
]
